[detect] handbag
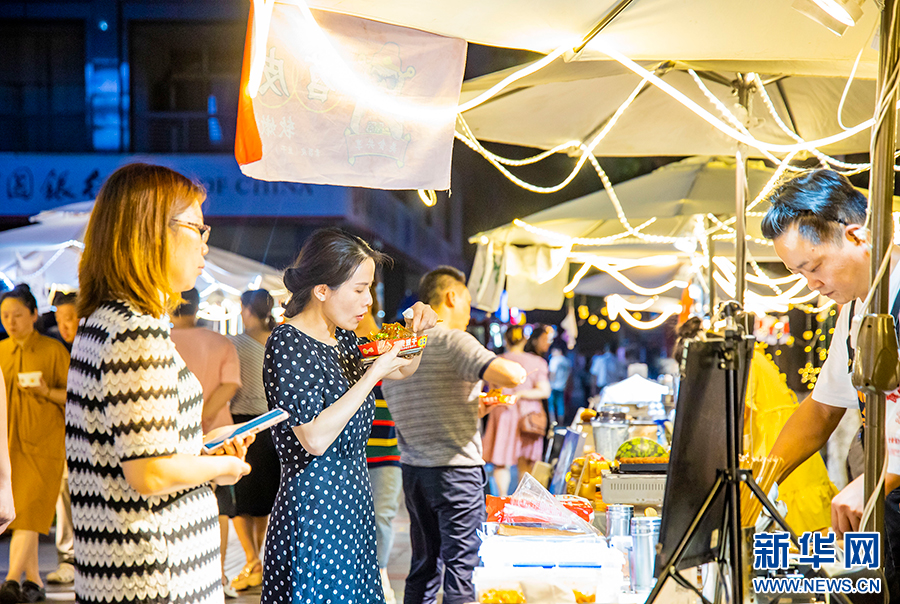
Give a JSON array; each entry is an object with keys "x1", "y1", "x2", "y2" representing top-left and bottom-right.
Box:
[{"x1": 518, "y1": 409, "x2": 548, "y2": 439}]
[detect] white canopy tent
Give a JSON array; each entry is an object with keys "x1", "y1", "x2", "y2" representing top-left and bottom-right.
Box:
[
  {"x1": 304, "y1": 0, "x2": 882, "y2": 77},
  {"x1": 458, "y1": 57, "x2": 895, "y2": 158},
  {"x1": 0, "y1": 201, "x2": 286, "y2": 330}
]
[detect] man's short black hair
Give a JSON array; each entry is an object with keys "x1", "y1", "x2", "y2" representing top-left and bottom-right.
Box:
[
  {"x1": 761, "y1": 169, "x2": 867, "y2": 245},
  {"x1": 173, "y1": 287, "x2": 200, "y2": 317},
  {"x1": 418, "y1": 266, "x2": 466, "y2": 307}
]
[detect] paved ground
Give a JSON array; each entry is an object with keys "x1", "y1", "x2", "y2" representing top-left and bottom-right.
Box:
[{"x1": 0, "y1": 502, "x2": 415, "y2": 604}]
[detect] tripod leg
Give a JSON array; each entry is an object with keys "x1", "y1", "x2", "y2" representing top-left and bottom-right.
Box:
[
  {"x1": 726, "y1": 474, "x2": 744, "y2": 603},
  {"x1": 743, "y1": 474, "x2": 800, "y2": 545},
  {"x1": 644, "y1": 473, "x2": 727, "y2": 604}
]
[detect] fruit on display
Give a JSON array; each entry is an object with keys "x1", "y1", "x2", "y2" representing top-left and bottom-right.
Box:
[{"x1": 614, "y1": 437, "x2": 668, "y2": 461}]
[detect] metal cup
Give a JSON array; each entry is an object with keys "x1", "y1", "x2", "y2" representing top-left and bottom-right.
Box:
[
  {"x1": 605, "y1": 504, "x2": 634, "y2": 539},
  {"x1": 629, "y1": 516, "x2": 662, "y2": 592}
]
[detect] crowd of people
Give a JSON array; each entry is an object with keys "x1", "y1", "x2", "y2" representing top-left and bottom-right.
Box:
[{"x1": 0, "y1": 161, "x2": 887, "y2": 604}]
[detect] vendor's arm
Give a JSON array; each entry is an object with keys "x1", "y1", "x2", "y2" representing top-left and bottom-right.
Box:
[
  {"x1": 770, "y1": 394, "x2": 845, "y2": 484},
  {"x1": 513, "y1": 379, "x2": 552, "y2": 401},
  {"x1": 382, "y1": 302, "x2": 440, "y2": 380},
  {"x1": 293, "y1": 343, "x2": 411, "y2": 455},
  {"x1": 483, "y1": 358, "x2": 528, "y2": 389},
  {"x1": 831, "y1": 472, "x2": 900, "y2": 538}
]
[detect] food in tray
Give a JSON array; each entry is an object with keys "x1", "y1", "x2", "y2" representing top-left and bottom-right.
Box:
[
  {"x1": 369, "y1": 322, "x2": 413, "y2": 340},
  {"x1": 614, "y1": 437, "x2": 668, "y2": 461},
  {"x1": 479, "y1": 588, "x2": 526, "y2": 604},
  {"x1": 358, "y1": 322, "x2": 428, "y2": 363},
  {"x1": 480, "y1": 389, "x2": 517, "y2": 406},
  {"x1": 573, "y1": 590, "x2": 597, "y2": 603},
  {"x1": 479, "y1": 587, "x2": 595, "y2": 603},
  {"x1": 618, "y1": 456, "x2": 669, "y2": 465}
]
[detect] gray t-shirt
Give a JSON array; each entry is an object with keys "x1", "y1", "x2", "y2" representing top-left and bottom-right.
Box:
[{"x1": 381, "y1": 324, "x2": 496, "y2": 467}]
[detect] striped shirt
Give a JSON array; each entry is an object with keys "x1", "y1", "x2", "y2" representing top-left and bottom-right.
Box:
[
  {"x1": 66, "y1": 300, "x2": 221, "y2": 604},
  {"x1": 230, "y1": 332, "x2": 268, "y2": 416},
  {"x1": 381, "y1": 325, "x2": 495, "y2": 467},
  {"x1": 366, "y1": 384, "x2": 400, "y2": 468}
]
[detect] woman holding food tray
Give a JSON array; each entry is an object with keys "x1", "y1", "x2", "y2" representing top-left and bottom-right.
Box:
[{"x1": 261, "y1": 227, "x2": 437, "y2": 604}]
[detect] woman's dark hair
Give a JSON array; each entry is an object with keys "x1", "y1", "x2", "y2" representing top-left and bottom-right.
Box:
[
  {"x1": 761, "y1": 169, "x2": 867, "y2": 245},
  {"x1": 282, "y1": 228, "x2": 388, "y2": 318},
  {"x1": 241, "y1": 288, "x2": 276, "y2": 330},
  {"x1": 0, "y1": 284, "x2": 38, "y2": 314},
  {"x1": 524, "y1": 323, "x2": 552, "y2": 354},
  {"x1": 52, "y1": 291, "x2": 77, "y2": 307},
  {"x1": 505, "y1": 325, "x2": 525, "y2": 348},
  {"x1": 672, "y1": 316, "x2": 704, "y2": 361}
]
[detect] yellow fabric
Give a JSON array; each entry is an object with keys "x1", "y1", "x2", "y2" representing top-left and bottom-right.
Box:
[{"x1": 745, "y1": 349, "x2": 838, "y2": 534}]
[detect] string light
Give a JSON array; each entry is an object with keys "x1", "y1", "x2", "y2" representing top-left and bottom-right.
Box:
[
  {"x1": 418, "y1": 190, "x2": 437, "y2": 207},
  {"x1": 595, "y1": 43, "x2": 886, "y2": 156}
]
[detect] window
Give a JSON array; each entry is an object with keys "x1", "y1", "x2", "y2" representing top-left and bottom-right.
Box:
[
  {"x1": 130, "y1": 21, "x2": 244, "y2": 153},
  {"x1": 0, "y1": 21, "x2": 88, "y2": 152}
]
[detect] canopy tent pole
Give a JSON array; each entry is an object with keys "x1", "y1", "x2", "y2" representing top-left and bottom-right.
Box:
[
  {"x1": 733, "y1": 75, "x2": 754, "y2": 308},
  {"x1": 707, "y1": 215, "x2": 716, "y2": 316},
  {"x1": 863, "y1": 0, "x2": 900, "y2": 541}
]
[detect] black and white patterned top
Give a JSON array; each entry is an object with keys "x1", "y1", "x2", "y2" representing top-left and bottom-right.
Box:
[{"x1": 66, "y1": 300, "x2": 221, "y2": 604}]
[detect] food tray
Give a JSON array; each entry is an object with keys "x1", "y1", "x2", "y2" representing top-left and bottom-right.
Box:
[
  {"x1": 480, "y1": 393, "x2": 517, "y2": 406},
  {"x1": 358, "y1": 335, "x2": 428, "y2": 365}
]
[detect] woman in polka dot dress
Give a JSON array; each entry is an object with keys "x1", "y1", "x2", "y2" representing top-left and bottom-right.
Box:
[{"x1": 262, "y1": 228, "x2": 438, "y2": 604}]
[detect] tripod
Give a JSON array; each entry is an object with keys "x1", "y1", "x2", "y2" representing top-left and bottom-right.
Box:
[{"x1": 643, "y1": 303, "x2": 849, "y2": 604}]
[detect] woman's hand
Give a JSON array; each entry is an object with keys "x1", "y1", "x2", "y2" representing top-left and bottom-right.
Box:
[
  {"x1": 0, "y1": 480, "x2": 14, "y2": 533},
  {"x1": 20, "y1": 376, "x2": 50, "y2": 399},
  {"x1": 403, "y1": 302, "x2": 440, "y2": 334},
  {"x1": 213, "y1": 433, "x2": 256, "y2": 462},
  {"x1": 212, "y1": 456, "x2": 252, "y2": 486},
  {"x1": 367, "y1": 342, "x2": 413, "y2": 382},
  {"x1": 203, "y1": 423, "x2": 245, "y2": 445}
]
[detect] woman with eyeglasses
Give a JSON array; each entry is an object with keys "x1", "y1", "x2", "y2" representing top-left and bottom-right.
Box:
[{"x1": 66, "y1": 163, "x2": 254, "y2": 604}]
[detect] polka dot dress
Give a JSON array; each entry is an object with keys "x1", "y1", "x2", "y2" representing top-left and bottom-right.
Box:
[{"x1": 261, "y1": 324, "x2": 384, "y2": 604}]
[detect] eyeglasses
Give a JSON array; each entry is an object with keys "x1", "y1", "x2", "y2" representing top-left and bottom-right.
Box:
[{"x1": 171, "y1": 219, "x2": 211, "y2": 243}]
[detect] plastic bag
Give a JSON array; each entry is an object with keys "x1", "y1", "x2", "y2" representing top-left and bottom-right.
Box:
[{"x1": 497, "y1": 473, "x2": 599, "y2": 536}]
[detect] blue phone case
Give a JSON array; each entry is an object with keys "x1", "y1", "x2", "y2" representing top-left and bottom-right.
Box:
[{"x1": 202, "y1": 408, "x2": 289, "y2": 452}]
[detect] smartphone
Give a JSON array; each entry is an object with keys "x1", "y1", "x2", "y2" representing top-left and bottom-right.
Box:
[{"x1": 202, "y1": 408, "x2": 290, "y2": 454}]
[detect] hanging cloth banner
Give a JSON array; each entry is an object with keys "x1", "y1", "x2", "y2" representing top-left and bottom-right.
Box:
[
  {"x1": 236, "y1": 1, "x2": 467, "y2": 190},
  {"x1": 468, "y1": 241, "x2": 506, "y2": 313}
]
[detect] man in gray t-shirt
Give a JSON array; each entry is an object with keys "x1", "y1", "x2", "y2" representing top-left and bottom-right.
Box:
[{"x1": 382, "y1": 267, "x2": 525, "y2": 604}]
